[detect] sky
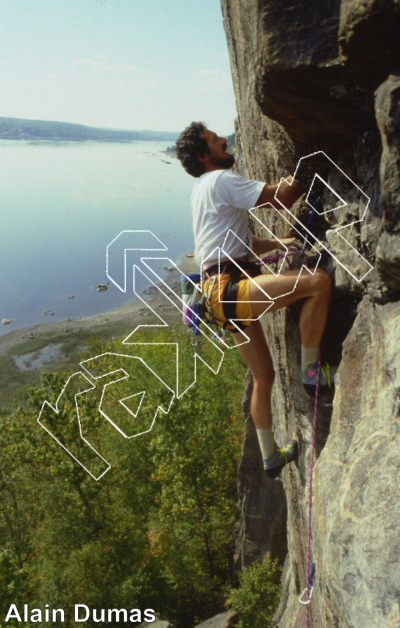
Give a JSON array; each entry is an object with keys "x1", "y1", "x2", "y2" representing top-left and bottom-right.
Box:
[{"x1": 0, "y1": 0, "x2": 237, "y2": 135}]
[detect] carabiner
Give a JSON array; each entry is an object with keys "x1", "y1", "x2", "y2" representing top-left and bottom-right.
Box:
[
  {"x1": 299, "y1": 585, "x2": 313, "y2": 605},
  {"x1": 299, "y1": 562, "x2": 315, "y2": 605}
]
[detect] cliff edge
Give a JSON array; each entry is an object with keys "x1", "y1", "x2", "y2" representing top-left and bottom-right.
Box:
[{"x1": 221, "y1": 1, "x2": 400, "y2": 626}]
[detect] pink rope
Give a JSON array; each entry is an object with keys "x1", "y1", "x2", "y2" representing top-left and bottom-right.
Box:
[
  {"x1": 261, "y1": 246, "x2": 320, "y2": 624},
  {"x1": 305, "y1": 352, "x2": 321, "y2": 627},
  {"x1": 262, "y1": 246, "x2": 319, "y2": 626}
]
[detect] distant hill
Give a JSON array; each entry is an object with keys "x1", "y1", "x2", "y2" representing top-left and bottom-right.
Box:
[{"x1": 0, "y1": 117, "x2": 179, "y2": 142}]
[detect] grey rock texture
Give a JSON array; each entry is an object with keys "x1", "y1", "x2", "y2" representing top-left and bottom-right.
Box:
[
  {"x1": 233, "y1": 371, "x2": 287, "y2": 571},
  {"x1": 221, "y1": 0, "x2": 400, "y2": 626}
]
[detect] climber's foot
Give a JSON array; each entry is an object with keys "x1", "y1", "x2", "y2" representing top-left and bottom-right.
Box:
[
  {"x1": 264, "y1": 440, "x2": 298, "y2": 479},
  {"x1": 302, "y1": 361, "x2": 338, "y2": 396}
]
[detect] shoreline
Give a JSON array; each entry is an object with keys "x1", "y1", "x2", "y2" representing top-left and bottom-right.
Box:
[
  {"x1": 0, "y1": 254, "x2": 198, "y2": 357},
  {"x1": 0, "y1": 254, "x2": 198, "y2": 408}
]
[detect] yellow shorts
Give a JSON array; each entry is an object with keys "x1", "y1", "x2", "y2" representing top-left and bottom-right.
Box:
[{"x1": 203, "y1": 272, "x2": 254, "y2": 330}]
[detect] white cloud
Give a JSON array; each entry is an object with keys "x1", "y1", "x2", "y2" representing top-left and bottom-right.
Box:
[{"x1": 71, "y1": 56, "x2": 149, "y2": 76}]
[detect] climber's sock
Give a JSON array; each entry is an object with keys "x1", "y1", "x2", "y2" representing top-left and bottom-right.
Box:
[
  {"x1": 256, "y1": 428, "x2": 275, "y2": 460},
  {"x1": 301, "y1": 345, "x2": 320, "y2": 372}
]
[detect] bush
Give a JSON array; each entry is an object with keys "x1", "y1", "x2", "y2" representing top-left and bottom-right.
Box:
[{"x1": 227, "y1": 555, "x2": 282, "y2": 628}]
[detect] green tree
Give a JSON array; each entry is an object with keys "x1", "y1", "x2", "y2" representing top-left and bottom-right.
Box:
[
  {"x1": 0, "y1": 323, "x2": 247, "y2": 627},
  {"x1": 227, "y1": 555, "x2": 282, "y2": 628}
]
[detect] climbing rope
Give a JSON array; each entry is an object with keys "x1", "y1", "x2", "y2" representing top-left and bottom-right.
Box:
[
  {"x1": 298, "y1": 352, "x2": 321, "y2": 625},
  {"x1": 258, "y1": 226, "x2": 321, "y2": 624}
]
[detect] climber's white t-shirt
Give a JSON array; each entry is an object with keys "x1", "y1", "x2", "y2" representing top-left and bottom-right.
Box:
[{"x1": 191, "y1": 169, "x2": 265, "y2": 268}]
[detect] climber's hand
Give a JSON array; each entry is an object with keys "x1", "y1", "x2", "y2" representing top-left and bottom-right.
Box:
[
  {"x1": 277, "y1": 237, "x2": 302, "y2": 252},
  {"x1": 276, "y1": 175, "x2": 305, "y2": 207}
]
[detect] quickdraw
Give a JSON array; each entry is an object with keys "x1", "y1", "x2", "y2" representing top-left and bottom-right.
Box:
[{"x1": 299, "y1": 562, "x2": 316, "y2": 605}]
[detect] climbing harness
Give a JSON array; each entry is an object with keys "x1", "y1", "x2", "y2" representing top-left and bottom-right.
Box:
[
  {"x1": 298, "y1": 352, "x2": 322, "y2": 627},
  {"x1": 204, "y1": 260, "x2": 263, "y2": 333}
]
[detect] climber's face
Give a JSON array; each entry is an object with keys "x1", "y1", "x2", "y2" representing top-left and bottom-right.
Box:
[{"x1": 197, "y1": 128, "x2": 235, "y2": 171}]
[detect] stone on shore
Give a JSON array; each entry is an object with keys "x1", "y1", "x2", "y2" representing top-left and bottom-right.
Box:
[{"x1": 94, "y1": 283, "x2": 109, "y2": 292}]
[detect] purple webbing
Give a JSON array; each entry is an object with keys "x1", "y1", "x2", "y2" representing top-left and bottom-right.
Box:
[
  {"x1": 259, "y1": 249, "x2": 308, "y2": 267},
  {"x1": 305, "y1": 351, "x2": 321, "y2": 628}
]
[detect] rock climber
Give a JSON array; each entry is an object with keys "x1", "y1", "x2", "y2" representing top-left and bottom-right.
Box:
[{"x1": 175, "y1": 122, "x2": 334, "y2": 479}]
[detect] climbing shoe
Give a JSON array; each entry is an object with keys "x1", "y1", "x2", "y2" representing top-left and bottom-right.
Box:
[
  {"x1": 302, "y1": 361, "x2": 338, "y2": 396},
  {"x1": 264, "y1": 440, "x2": 298, "y2": 479}
]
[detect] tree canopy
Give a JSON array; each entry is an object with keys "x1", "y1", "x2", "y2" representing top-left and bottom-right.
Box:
[{"x1": 0, "y1": 324, "x2": 247, "y2": 627}]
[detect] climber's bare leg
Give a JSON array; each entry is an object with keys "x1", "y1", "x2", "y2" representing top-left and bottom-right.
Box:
[
  {"x1": 249, "y1": 268, "x2": 332, "y2": 347},
  {"x1": 233, "y1": 321, "x2": 274, "y2": 430},
  {"x1": 232, "y1": 269, "x2": 331, "y2": 433}
]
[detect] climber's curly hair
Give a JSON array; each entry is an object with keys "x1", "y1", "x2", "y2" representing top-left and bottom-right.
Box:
[{"x1": 175, "y1": 121, "x2": 209, "y2": 178}]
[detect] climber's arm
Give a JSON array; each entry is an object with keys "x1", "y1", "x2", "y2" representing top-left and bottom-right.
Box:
[
  {"x1": 251, "y1": 235, "x2": 302, "y2": 256},
  {"x1": 255, "y1": 175, "x2": 304, "y2": 209}
]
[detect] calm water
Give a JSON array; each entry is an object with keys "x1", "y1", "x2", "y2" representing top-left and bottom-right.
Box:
[{"x1": 0, "y1": 140, "x2": 195, "y2": 336}]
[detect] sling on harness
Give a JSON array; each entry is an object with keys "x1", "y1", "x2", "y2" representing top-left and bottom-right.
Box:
[
  {"x1": 181, "y1": 271, "x2": 227, "y2": 345},
  {"x1": 181, "y1": 272, "x2": 204, "y2": 336}
]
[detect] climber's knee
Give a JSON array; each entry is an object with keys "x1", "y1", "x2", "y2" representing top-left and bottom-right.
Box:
[
  {"x1": 253, "y1": 367, "x2": 275, "y2": 393},
  {"x1": 311, "y1": 269, "x2": 332, "y2": 299}
]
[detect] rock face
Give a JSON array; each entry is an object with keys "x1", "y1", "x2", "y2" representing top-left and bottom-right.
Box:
[
  {"x1": 233, "y1": 371, "x2": 287, "y2": 571},
  {"x1": 221, "y1": 1, "x2": 400, "y2": 626}
]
